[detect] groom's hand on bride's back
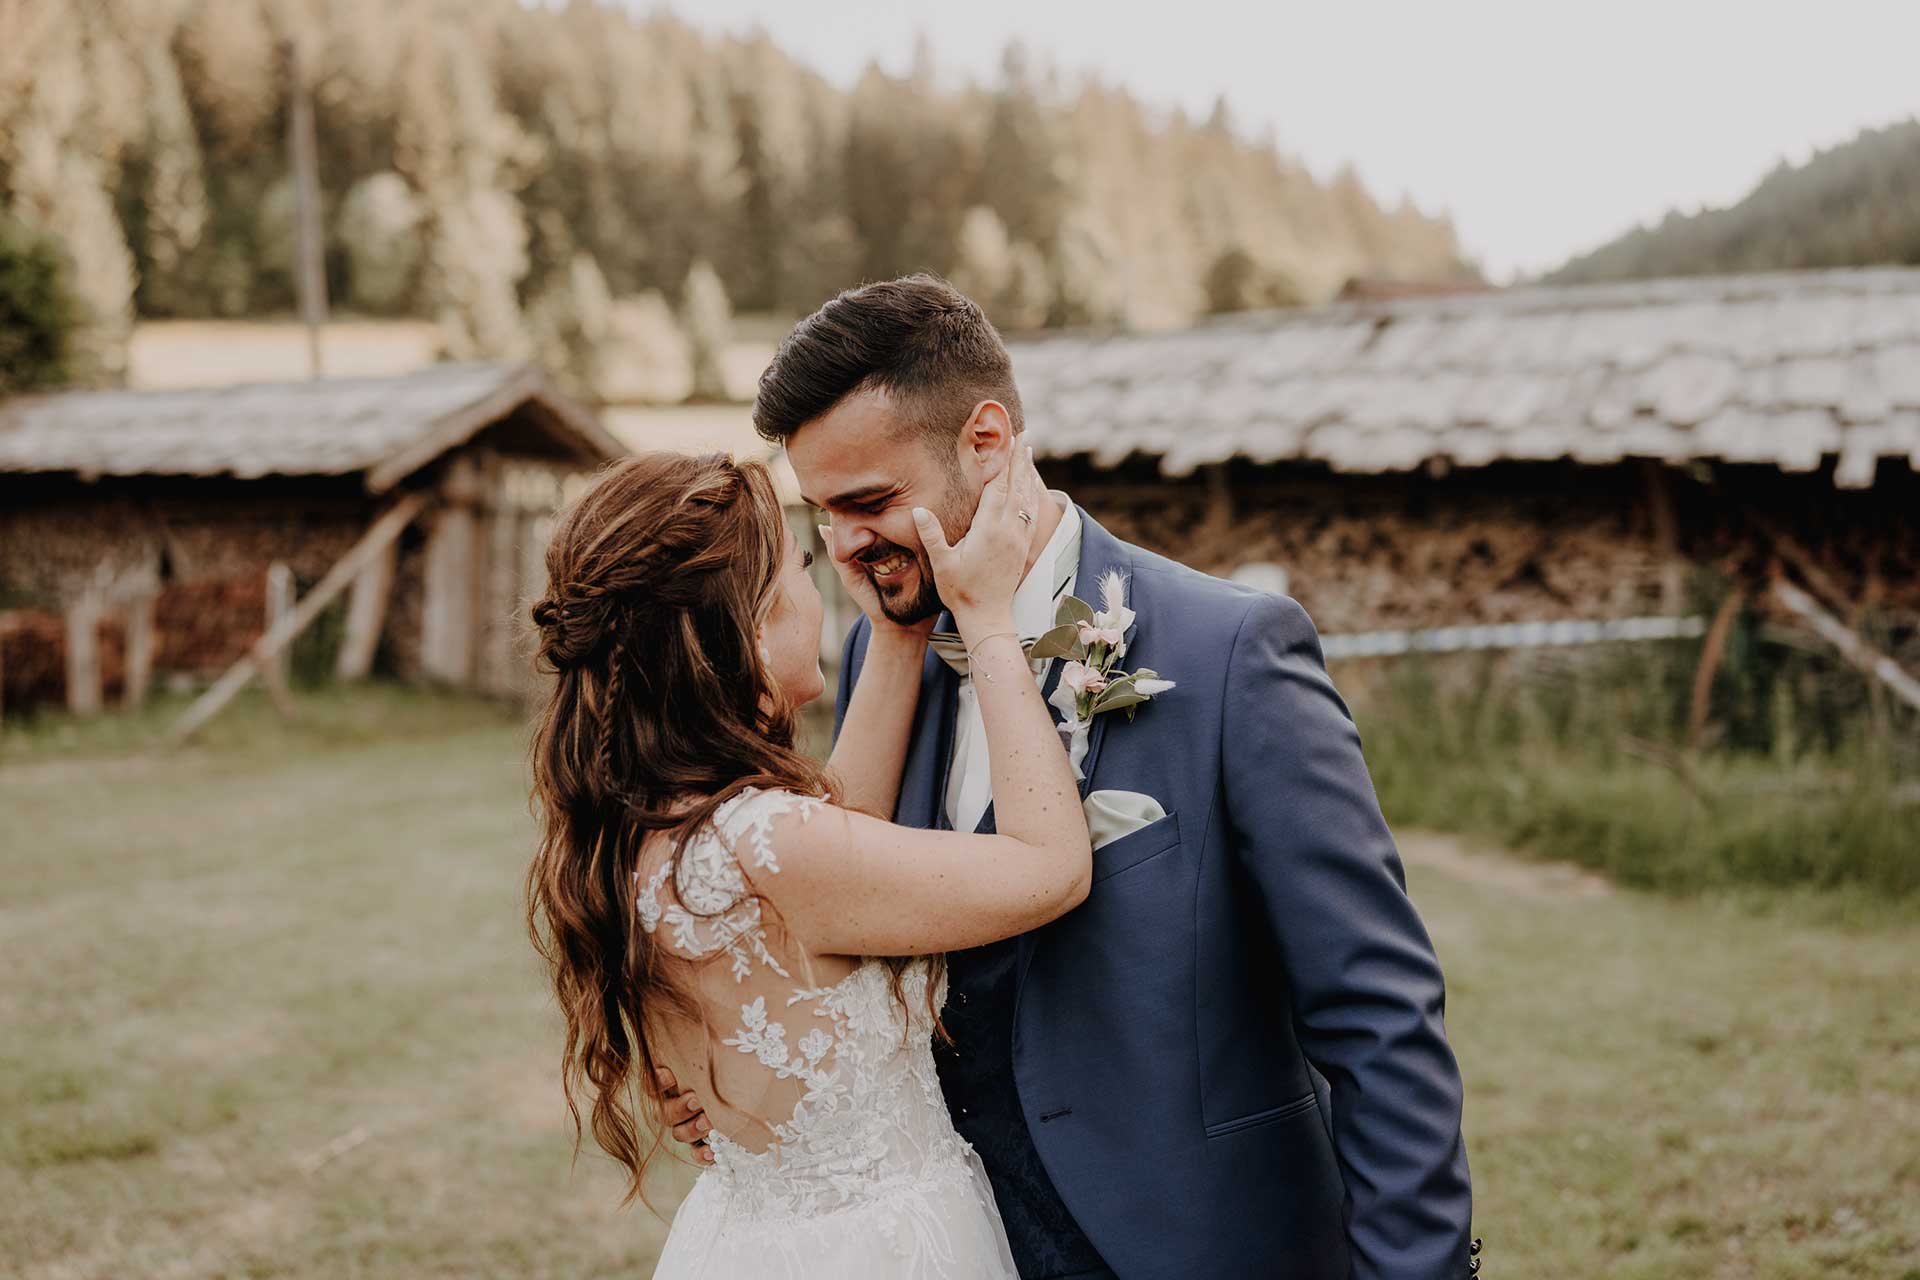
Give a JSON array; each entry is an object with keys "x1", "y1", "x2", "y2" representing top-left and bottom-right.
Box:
[{"x1": 655, "y1": 1067, "x2": 716, "y2": 1166}]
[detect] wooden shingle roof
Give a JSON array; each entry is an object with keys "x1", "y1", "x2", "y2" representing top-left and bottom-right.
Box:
[
  {"x1": 0, "y1": 362, "x2": 627, "y2": 491},
  {"x1": 1012, "y1": 267, "x2": 1920, "y2": 488}
]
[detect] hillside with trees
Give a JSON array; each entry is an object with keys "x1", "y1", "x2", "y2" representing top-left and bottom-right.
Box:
[
  {"x1": 0, "y1": 0, "x2": 1475, "y2": 394},
  {"x1": 1548, "y1": 117, "x2": 1920, "y2": 285}
]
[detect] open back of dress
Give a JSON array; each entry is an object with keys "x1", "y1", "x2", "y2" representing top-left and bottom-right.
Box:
[{"x1": 640, "y1": 788, "x2": 1017, "y2": 1279}]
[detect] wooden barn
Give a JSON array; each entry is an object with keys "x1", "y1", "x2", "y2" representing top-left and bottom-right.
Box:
[
  {"x1": 0, "y1": 363, "x2": 627, "y2": 725},
  {"x1": 1013, "y1": 267, "x2": 1920, "y2": 693}
]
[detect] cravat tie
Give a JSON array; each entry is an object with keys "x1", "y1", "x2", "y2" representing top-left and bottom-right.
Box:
[
  {"x1": 925, "y1": 533, "x2": 1079, "y2": 677},
  {"x1": 928, "y1": 630, "x2": 1039, "y2": 675}
]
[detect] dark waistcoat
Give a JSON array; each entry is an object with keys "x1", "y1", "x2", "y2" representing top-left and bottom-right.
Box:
[{"x1": 938, "y1": 799, "x2": 1112, "y2": 1280}]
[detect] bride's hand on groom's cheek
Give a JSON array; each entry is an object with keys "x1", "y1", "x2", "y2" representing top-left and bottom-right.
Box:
[
  {"x1": 912, "y1": 445, "x2": 1041, "y2": 624},
  {"x1": 656, "y1": 1067, "x2": 716, "y2": 1166}
]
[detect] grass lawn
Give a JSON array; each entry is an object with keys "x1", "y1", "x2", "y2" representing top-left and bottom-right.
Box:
[
  {"x1": 3, "y1": 687, "x2": 1916, "y2": 1278},
  {"x1": 1415, "y1": 835, "x2": 1919, "y2": 1278},
  {"x1": 2, "y1": 689, "x2": 693, "y2": 1279}
]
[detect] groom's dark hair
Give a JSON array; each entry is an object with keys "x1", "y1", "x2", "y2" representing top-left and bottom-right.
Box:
[{"x1": 753, "y1": 274, "x2": 1024, "y2": 449}]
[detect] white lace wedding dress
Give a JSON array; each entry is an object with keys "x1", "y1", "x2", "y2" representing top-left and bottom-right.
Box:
[{"x1": 643, "y1": 788, "x2": 1018, "y2": 1280}]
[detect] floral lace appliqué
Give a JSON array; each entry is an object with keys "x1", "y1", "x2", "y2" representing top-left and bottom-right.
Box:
[
  {"x1": 634, "y1": 788, "x2": 821, "y2": 982},
  {"x1": 633, "y1": 788, "x2": 986, "y2": 1233}
]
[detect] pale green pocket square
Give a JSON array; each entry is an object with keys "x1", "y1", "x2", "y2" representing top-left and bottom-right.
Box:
[{"x1": 1084, "y1": 788, "x2": 1169, "y2": 851}]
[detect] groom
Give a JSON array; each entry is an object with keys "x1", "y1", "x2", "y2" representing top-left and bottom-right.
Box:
[{"x1": 674, "y1": 276, "x2": 1477, "y2": 1279}]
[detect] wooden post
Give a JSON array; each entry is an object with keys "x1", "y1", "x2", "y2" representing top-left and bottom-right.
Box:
[
  {"x1": 1687, "y1": 587, "x2": 1744, "y2": 750},
  {"x1": 123, "y1": 591, "x2": 157, "y2": 710},
  {"x1": 1202, "y1": 464, "x2": 1234, "y2": 539},
  {"x1": 264, "y1": 562, "x2": 296, "y2": 709},
  {"x1": 1642, "y1": 460, "x2": 1684, "y2": 613},
  {"x1": 461, "y1": 449, "x2": 516, "y2": 699},
  {"x1": 64, "y1": 594, "x2": 104, "y2": 715},
  {"x1": 419, "y1": 505, "x2": 476, "y2": 683},
  {"x1": 334, "y1": 538, "x2": 397, "y2": 681},
  {"x1": 420, "y1": 458, "x2": 481, "y2": 685},
  {"x1": 170, "y1": 494, "x2": 429, "y2": 742},
  {"x1": 1770, "y1": 577, "x2": 1920, "y2": 714},
  {"x1": 483, "y1": 486, "x2": 521, "y2": 698}
]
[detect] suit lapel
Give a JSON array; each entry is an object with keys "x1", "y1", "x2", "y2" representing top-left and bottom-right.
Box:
[
  {"x1": 1016, "y1": 508, "x2": 1136, "y2": 990},
  {"x1": 1062, "y1": 510, "x2": 1137, "y2": 800}
]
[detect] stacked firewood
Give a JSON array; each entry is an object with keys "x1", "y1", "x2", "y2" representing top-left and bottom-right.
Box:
[
  {"x1": 1089, "y1": 492, "x2": 1681, "y2": 634},
  {"x1": 1067, "y1": 461, "x2": 1920, "y2": 640},
  {"x1": 0, "y1": 501, "x2": 159, "y2": 605},
  {"x1": 0, "y1": 611, "x2": 129, "y2": 711},
  {"x1": 154, "y1": 576, "x2": 268, "y2": 674},
  {"x1": 154, "y1": 507, "x2": 361, "y2": 585}
]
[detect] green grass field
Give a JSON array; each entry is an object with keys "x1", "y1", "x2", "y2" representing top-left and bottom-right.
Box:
[
  {"x1": 1346, "y1": 644, "x2": 1920, "y2": 902},
  {"x1": 3, "y1": 687, "x2": 1916, "y2": 1278}
]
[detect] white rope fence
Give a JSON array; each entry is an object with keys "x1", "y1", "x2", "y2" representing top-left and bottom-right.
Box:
[{"x1": 1320, "y1": 614, "x2": 1709, "y2": 660}]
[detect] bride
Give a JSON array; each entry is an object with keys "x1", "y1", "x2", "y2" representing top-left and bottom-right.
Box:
[{"x1": 525, "y1": 442, "x2": 1087, "y2": 1278}]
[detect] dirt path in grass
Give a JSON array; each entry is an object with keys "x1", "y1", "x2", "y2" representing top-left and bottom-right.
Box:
[{"x1": 1397, "y1": 829, "x2": 1614, "y2": 900}]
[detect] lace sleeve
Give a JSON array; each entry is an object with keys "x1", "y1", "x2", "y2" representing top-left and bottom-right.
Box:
[
  {"x1": 634, "y1": 787, "x2": 824, "y2": 981},
  {"x1": 711, "y1": 787, "x2": 823, "y2": 876}
]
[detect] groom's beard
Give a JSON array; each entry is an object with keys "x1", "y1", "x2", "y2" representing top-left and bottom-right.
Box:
[{"x1": 859, "y1": 537, "x2": 944, "y2": 625}]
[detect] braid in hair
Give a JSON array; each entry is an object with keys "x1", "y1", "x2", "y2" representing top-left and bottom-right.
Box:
[{"x1": 597, "y1": 627, "x2": 630, "y2": 803}]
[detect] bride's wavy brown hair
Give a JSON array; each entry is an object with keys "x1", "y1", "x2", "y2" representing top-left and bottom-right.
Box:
[{"x1": 525, "y1": 451, "x2": 933, "y2": 1206}]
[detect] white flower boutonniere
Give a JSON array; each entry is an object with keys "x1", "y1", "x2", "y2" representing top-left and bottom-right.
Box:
[{"x1": 1029, "y1": 569, "x2": 1175, "y2": 778}]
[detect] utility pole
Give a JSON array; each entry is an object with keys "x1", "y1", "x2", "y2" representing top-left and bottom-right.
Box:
[{"x1": 287, "y1": 37, "x2": 327, "y2": 379}]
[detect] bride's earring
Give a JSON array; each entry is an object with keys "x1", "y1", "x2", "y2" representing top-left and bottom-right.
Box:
[{"x1": 758, "y1": 642, "x2": 772, "y2": 664}]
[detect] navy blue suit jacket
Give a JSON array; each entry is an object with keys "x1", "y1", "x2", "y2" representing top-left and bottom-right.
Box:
[{"x1": 834, "y1": 509, "x2": 1474, "y2": 1279}]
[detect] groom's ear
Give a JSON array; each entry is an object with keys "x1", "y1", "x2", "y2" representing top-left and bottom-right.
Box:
[{"x1": 958, "y1": 400, "x2": 1016, "y2": 488}]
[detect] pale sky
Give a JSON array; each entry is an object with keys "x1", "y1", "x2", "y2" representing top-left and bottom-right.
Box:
[{"x1": 642, "y1": 0, "x2": 1920, "y2": 282}]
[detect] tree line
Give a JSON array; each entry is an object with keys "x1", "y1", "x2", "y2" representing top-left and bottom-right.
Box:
[
  {"x1": 0, "y1": 0, "x2": 1479, "y2": 395},
  {"x1": 1548, "y1": 117, "x2": 1920, "y2": 284}
]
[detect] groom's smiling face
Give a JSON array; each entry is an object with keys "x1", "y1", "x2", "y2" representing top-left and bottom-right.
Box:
[{"x1": 787, "y1": 385, "x2": 989, "y2": 626}]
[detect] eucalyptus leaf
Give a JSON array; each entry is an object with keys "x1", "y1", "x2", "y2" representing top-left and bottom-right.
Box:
[
  {"x1": 1026, "y1": 624, "x2": 1083, "y2": 662},
  {"x1": 1091, "y1": 689, "x2": 1151, "y2": 715},
  {"x1": 1056, "y1": 595, "x2": 1095, "y2": 627},
  {"x1": 1088, "y1": 672, "x2": 1139, "y2": 713}
]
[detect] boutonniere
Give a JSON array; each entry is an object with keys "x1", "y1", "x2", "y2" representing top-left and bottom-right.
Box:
[{"x1": 1029, "y1": 569, "x2": 1175, "y2": 778}]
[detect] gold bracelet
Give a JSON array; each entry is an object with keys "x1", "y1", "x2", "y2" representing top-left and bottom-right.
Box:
[{"x1": 966, "y1": 631, "x2": 1020, "y2": 683}]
